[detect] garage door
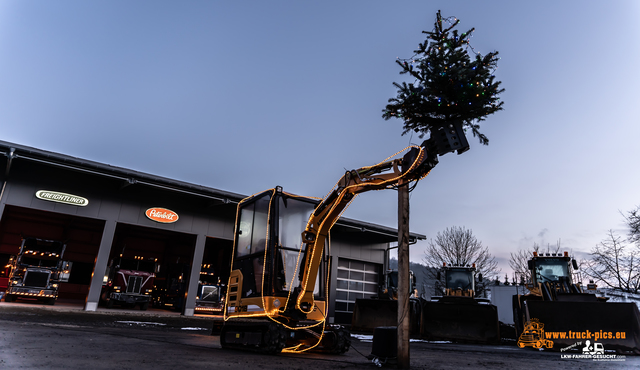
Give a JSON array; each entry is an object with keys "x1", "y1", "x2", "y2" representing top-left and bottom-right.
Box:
[{"x1": 334, "y1": 258, "x2": 380, "y2": 324}]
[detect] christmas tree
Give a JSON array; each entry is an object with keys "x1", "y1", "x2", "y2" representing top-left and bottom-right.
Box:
[{"x1": 383, "y1": 10, "x2": 504, "y2": 145}]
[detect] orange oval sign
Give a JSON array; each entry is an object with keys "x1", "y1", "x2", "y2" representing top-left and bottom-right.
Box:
[{"x1": 145, "y1": 207, "x2": 179, "y2": 223}]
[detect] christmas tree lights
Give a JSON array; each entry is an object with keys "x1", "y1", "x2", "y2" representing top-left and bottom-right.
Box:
[{"x1": 383, "y1": 10, "x2": 504, "y2": 145}]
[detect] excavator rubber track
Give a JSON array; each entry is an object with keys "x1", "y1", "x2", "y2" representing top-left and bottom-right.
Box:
[
  {"x1": 220, "y1": 320, "x2": 351, "y2": 355},
  {"x1": 309, "y1": 325, "x2": 351, "y2": 354},
  {"x1": 220, "y1": 319, "x2": 288, "y2": 354}
]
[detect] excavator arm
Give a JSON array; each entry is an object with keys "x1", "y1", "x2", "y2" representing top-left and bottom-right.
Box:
[{"x1": 295, "y1": 141, "x2": 439, "y2": 311}]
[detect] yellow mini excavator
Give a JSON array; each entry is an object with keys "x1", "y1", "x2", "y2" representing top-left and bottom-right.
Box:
[
  {"x1": 219, "y1": 123, "x2": 470, "y2": 354},
  {"x1": 513, "y1": 251, "x2": 640, "y2": 353}
]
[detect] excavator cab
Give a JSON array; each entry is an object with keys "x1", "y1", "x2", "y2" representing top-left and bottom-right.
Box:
[
  {"x1": 228, "y1": 188, "x2": 322, "y2": 305},
  {"x1": 221, "y1": 187, "x2": 350, "y2": 354}
]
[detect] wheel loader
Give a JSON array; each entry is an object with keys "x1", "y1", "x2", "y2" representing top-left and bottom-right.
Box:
[
  {"x1": 351, "y1": 269, "x2": 422, "y2": 335},
  {"x1": 220, "y1": 123, "x2": 470, "y2": 354},
  {"x1": 513, "y1": 251, "x2": 640, "y2": 354},
  {"x1": 420, "y1": 263, "x2": 500, "y2": 343}
]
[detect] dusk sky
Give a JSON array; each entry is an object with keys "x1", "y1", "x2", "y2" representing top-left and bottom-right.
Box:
[{"x1": 1, "y1": 1, "x2": 639, "y2": 278}]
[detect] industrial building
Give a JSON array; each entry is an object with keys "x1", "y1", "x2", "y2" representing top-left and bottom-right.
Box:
[{"x1": 0, "y1": 140, "x2": 424, "y2": 323}]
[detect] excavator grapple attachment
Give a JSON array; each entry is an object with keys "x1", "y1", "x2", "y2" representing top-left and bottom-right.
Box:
[
  {"x1": 523, "y1": 300, "x2": 640, "y2": 354},
  {"x1": 420, "y1": 297, "x2": 500, "y2": 344}
]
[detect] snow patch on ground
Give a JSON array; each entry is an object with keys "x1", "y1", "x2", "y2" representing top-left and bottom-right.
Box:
[
  {"x1": 115, "y1": 321, "x2": 166, "y2": 326},
  {"x1": 351, "y1": 334, "x2": 450, "y2": 344},
  {"x1": 351, "y1": 334, "x2": 373, "y2": 342},
  {"x1": 181, "y1": 327, "x2": 208, "y2": 331}
]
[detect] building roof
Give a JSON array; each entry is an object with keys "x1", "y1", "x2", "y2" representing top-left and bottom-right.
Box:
[{"x1": 0, "y1": 140, "x2": 425, "y2": 243}]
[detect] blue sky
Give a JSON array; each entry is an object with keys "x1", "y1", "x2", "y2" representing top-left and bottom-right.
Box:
[{"x1": 1, "y1": 1, "x2": 639, "y2": 278}]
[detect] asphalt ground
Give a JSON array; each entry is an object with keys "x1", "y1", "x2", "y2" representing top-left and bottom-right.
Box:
[{"x1": 0, "y1": 301, "x2": 636, "y2": 369}]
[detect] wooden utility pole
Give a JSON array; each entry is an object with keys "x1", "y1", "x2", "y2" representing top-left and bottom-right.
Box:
[{"x1": 397, "y1": 179, "x2": 410, "y2": 369}]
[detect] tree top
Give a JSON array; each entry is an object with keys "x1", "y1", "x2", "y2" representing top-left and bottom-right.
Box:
[{"x1": 383, "y1": 10, "x2": 504, "y2": 145}]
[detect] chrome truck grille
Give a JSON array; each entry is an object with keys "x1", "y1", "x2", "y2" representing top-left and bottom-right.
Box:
[
  {"x1": 24, "y1": 271, "x2": 50, "y2": 288},
  {"x1": 126, "y1": 276, "x2": 143, "y2": 294}
]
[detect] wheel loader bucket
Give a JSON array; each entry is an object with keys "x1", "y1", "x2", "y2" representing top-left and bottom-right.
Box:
[
  {"x1": 524, "y1": 300, "x2": 640, "y2": 354},
  {"x1": 351, "y1": 298, "x2": 421, "y2": 335},
  {"x1": 420, "y1": 297, "x2": 500, "y2": 344}
]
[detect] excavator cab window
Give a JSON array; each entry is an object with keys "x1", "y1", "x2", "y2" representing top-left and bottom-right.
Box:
[
  {"x1": 533, "y1": 259, "x2": 569, "y2": 284},
  {"x1": 275, "y1": 195, "x2": 318, "y2": 294},
  {"x1": 233, "y1": 192, "x2": 271, "y2": 297},
  {"x1": 236, "y1": 194, "x2": 270, "y2": 258}
]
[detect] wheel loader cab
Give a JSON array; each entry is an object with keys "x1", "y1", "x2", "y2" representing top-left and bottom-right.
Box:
[
  {"x1": 443, "y1": 266, "x2": 476, "y2": 297},
  {"x1": 445, "y1": 268, "x2": 475, "y2": 294},
  {"x1": 530, "y1": 256, "x2": 571, "y2": 286}
]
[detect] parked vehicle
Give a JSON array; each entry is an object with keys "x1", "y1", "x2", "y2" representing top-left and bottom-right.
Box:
[
  {"x1": 513, "y1": 251, "x2": 640, "y2": 353},
  {"x1": 420, "y1": 264, "x2": 500, "y2": 344},
  {"x1": 351, "y1": 269, "x2": 421, "y2": 334},
  {"x1": 195, "y1": 265, "x2": 225, "y2": 314},
  {"x1": 152, "y1": 262, "x2": 188, "y2": 311},
  {"x1": 101, "y1": 255, "x2": 155, "y2": 310},
  {"x1": 4, "y1": 237, "x2": 70, "y2": 305}
]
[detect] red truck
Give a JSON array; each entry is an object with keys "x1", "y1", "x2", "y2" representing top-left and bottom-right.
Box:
[{"x1": 101, "y1": 255, "x2": 156, "y2": 310}]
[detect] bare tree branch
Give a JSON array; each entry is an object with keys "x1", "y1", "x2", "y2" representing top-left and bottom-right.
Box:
[
  {"x1": 624, "y1": 205, "x2": 640, "y2": 244},
  {"x1": 422, "y1": 226, "x2": 500, "y2": 296},
  {"x1": 509, "y1": 246, "x2": 539, "y2": 284},
  {"x1": 585, "y1": 229, "x2": 640, "y2": 294}
]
